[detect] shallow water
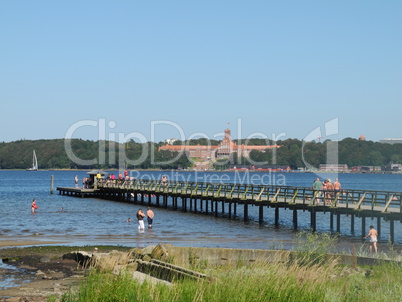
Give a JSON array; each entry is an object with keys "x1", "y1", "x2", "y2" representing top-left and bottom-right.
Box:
[{"x1": 0, "y1": 170, "x2": 402, "y2": 251}]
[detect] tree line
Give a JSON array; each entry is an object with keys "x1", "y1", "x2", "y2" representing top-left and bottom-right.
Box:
[{"x1": 0, "y1": 137, "x2": 401, "y2": 170}]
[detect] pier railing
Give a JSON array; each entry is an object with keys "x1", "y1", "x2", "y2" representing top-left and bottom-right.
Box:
[{"x1": 97, "y1": 179, "x2": 402, "y2": 214}]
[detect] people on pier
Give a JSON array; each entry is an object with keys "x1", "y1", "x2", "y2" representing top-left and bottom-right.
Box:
[
  {"x1": 74, "y1": 175, "x2": 79, "y2": 188},
  {"x1": 82, "y1": 177, "x2": 92, "y2": 189},
  {"x1": 325, "y1": 179, "x2": 334, "y2": 205},
  {"x1": 312, "y1": 178, "x2": 322, "y2": 204},
  {"x1": 162, "y1": 175, "x2": 167, "y2": 186},
  {"x1": 136, "y1": 209, "x2": 145, "y2": 230},
  {"x1": 333, "y1": 178, "x2": 341, "y2": 192},
  {"x1": 147, "y1": 207, "x2": 155, "y2": 228},
  {"x1": 31, "y1": 198, "x2": 38, "y2": 213},
  {"x1": 364, "y1": 225, "x2": 378, "y2": 254}
]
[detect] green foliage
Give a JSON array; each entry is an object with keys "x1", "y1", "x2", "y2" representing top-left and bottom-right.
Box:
[
  {"x1": 59, "y1": 256, "x2": 402, "y2": 302},
  {"x1": 293, "y1": 231, "x2": 339, "y2": 265},
  {"x1": 225, "y1": 138, "x2": 402, "y2": 169},
  {"x1": 1, "y1": 137, "x2": 401, "y2": 170},
  {"x1": 0, "y1": 139, "x2": 192, "y2": 170}
]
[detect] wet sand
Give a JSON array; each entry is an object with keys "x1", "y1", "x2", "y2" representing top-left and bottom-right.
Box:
[{"x1": 0, "y1": 240, "x2": 67, "y2": 248}]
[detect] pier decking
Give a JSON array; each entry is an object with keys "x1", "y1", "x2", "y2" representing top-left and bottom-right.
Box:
[{"x1": 57, "y1": 179, "x2": 402, "y2": 243}]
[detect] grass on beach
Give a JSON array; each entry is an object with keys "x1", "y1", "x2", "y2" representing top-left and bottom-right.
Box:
[
  {"x1": 55, "y1": 232, "x2": 402, "y2": 302},
  {"x1": 56, "y1": 257, "x2": 402, "y2": 302}
]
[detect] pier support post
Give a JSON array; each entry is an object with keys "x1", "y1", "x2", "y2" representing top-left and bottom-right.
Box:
[
  {"x1": 293, "y1": 208, "x2": 298, "y2": 229},
  {"x1": 351, "y1": 214, "x2": 355, "y2": 234},
  {"x1": 310, "y1": 209, "x2": 316, "y2": 231},
  {"x1": 156, "y1": 195, "x2": 160, "y2": 206},
  {"x1": 50, "y1": 175, "x2": 54, "y2": 195},
  {"x1": 259, "y1": 206, "x2": 264, "y2": 224},
  {"x1": 390, "y1": 220, "x2": 395, "y2": 244},
  {"x1": 377, "y1": 216, "x2": 381, "y2": 240},
  {"x1": 228, "y1": 202, "x2": 232, "y2": 218},
  {"x1": 275, "y1": 207, "x2": 279, "y2": 226},
  {"x1": 330, "y1": 212, "x2": 334, "y2": 230},
  {"x1": 183, "y1": 197, "x2": 187, "y2": 212},
  {"x1": 214, "y1": 200, "x2": 218, "y2": 217},
  {"x1": 244, "y1": 203, "x2": 249, "y2": 222},
  {"x1": 361, "y1": 216, "x2": 366, "y2": 239},
  {"x1": 336, "y1": 213, "x2": 341, "y2": 233},
  {"x1": 234, "y1": 203, "x2": 237, "y2": 219}
]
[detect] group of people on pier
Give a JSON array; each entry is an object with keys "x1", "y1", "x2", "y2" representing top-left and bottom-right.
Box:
[{"x1": 312, "y1": 178, "x2": 342, "y2": 205}]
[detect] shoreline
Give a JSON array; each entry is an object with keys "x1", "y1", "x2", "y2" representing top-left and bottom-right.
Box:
[
  {"x1": 0, "y1": 168, "x2": 401, "y2": 175},
  {"x1": 0, "y1": 240, "x2": 68, "y2": 248}
]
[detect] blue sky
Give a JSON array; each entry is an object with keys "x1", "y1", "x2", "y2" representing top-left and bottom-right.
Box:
[{"x1": 1, "y1": 1, "x2": 401, "y2": 143}]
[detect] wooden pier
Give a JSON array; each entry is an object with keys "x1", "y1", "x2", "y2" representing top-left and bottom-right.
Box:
[
  {"x1": 56, "y1": 187, "x2": 98, "y2": 198},
  {"x1": 57, "y1": 179, "x2": 402, "y2": 243}
]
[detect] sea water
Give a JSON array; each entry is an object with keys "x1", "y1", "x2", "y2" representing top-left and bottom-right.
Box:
[{"x1": 0, "y1": 170, "x2": 402, "y2": 251}]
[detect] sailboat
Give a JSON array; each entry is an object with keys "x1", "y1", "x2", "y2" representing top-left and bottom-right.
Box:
[{"x1": 27, "y1": 150, "x2": 38, "y2": 171}]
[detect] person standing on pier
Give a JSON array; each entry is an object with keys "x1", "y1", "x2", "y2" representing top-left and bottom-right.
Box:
[
  {"x1": 147, "y1": 207, "x2": 155, "y2": 228},
  {"x1": 333, "y1": 178, "x2": 341, "y2": 192},
  {"x1": 136, "y1": 209, "x2": 145, "y2": 230},
  {"x1": 312, "y1": 178, "x2": 322, "y2": 204},
  {"x1": 74, "y1": 175, "x2": 78, "y2": 188},
  {"x1": 162, "y1": 175, "x2": 167, "y2": 186},
  {"x1": 364, "y1": 225, "x2": 378, "y2": 254},
  {"x1": 31, "y1": 198, "x2": 38, "y2": 213},
  {"x1": 325, "y1": 179, "x2": 334, "y2": 205}
]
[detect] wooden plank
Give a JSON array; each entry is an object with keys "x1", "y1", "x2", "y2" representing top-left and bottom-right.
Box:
[
  {"x1": 256, "y1": 188, "x2": 265, "y2": 201},
  {"x1": 271, "y1": 188, "x2": 281, "y2": 202},
  {"x1": 353, "y1": 193, "x2": 366, "y2": 210},
  {"x1": 381, "y1": 195, "x2": 394, "y2": 213},
  {"x1": 290, "y1": 190, "x2": 299, "y2": 204}
]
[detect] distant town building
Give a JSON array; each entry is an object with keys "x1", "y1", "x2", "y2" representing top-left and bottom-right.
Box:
[
  {"x1": 385, "y1": 164, "x2": 402, "y2": 171},
  {"x1": 229, "y1": 165, "x2": 290, "y2": 171},
  {"x1": 165, "y1": 138, "x2": 179, "y2": 145},
  {"x1": 319, "y1": 164, "x2": 349, "y2": 172},
  {"x1": 158, "y1": 128, "x2": 279, "y2": 160},
  {"x1": 358, "y1": 135, "x2": 366, "y2": 141},
  {"x1": 379, "y1": 138, "x2": 402, "y2": 145},
  {"x1": 351, "y1": 166, "x2": 382, "y2": 172}
]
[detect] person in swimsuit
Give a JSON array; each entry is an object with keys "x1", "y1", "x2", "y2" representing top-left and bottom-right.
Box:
[
  {"x1": 136, "y1": 209, "x2": 145, "y2": 230},
  {"x1": 31, "y1": 198, "x2": 38, "y2": 213},
  {"x1": 147, "y1": 207, "x2": 154, "y2": 228},
  {"x1": 364, "y1": 225, "x2": 378, "y2": 254}
]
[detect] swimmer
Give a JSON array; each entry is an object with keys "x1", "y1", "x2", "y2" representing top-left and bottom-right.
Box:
[{"x1": 31, "y1": 198, "x2": 38, "y2": 213}]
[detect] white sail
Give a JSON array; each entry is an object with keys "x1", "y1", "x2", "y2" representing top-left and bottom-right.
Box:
[{"x1": 27, "y1": 150, "x2": 38, "y2": 171}]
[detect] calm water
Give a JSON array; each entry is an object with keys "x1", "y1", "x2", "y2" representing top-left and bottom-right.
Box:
[{"x1": 1, "y1": 170, "x2": 402, "y2": 251}]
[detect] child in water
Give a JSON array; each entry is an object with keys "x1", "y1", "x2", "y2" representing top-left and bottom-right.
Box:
[{"x1": 31, "y1": 198, "x2": 38, "y2": 213}]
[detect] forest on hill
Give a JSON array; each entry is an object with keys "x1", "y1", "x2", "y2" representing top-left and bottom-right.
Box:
[
  {"x1": 0, "y1": 139, "x2": 190, "y2": 170},
  {"x1": 0, "y1": 137, "x2": 401, "y2": 170}
]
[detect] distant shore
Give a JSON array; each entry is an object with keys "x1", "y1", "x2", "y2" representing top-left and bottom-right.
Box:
[{"x1": 1, "y1": 168, "x2": 401, "y2": 175}]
